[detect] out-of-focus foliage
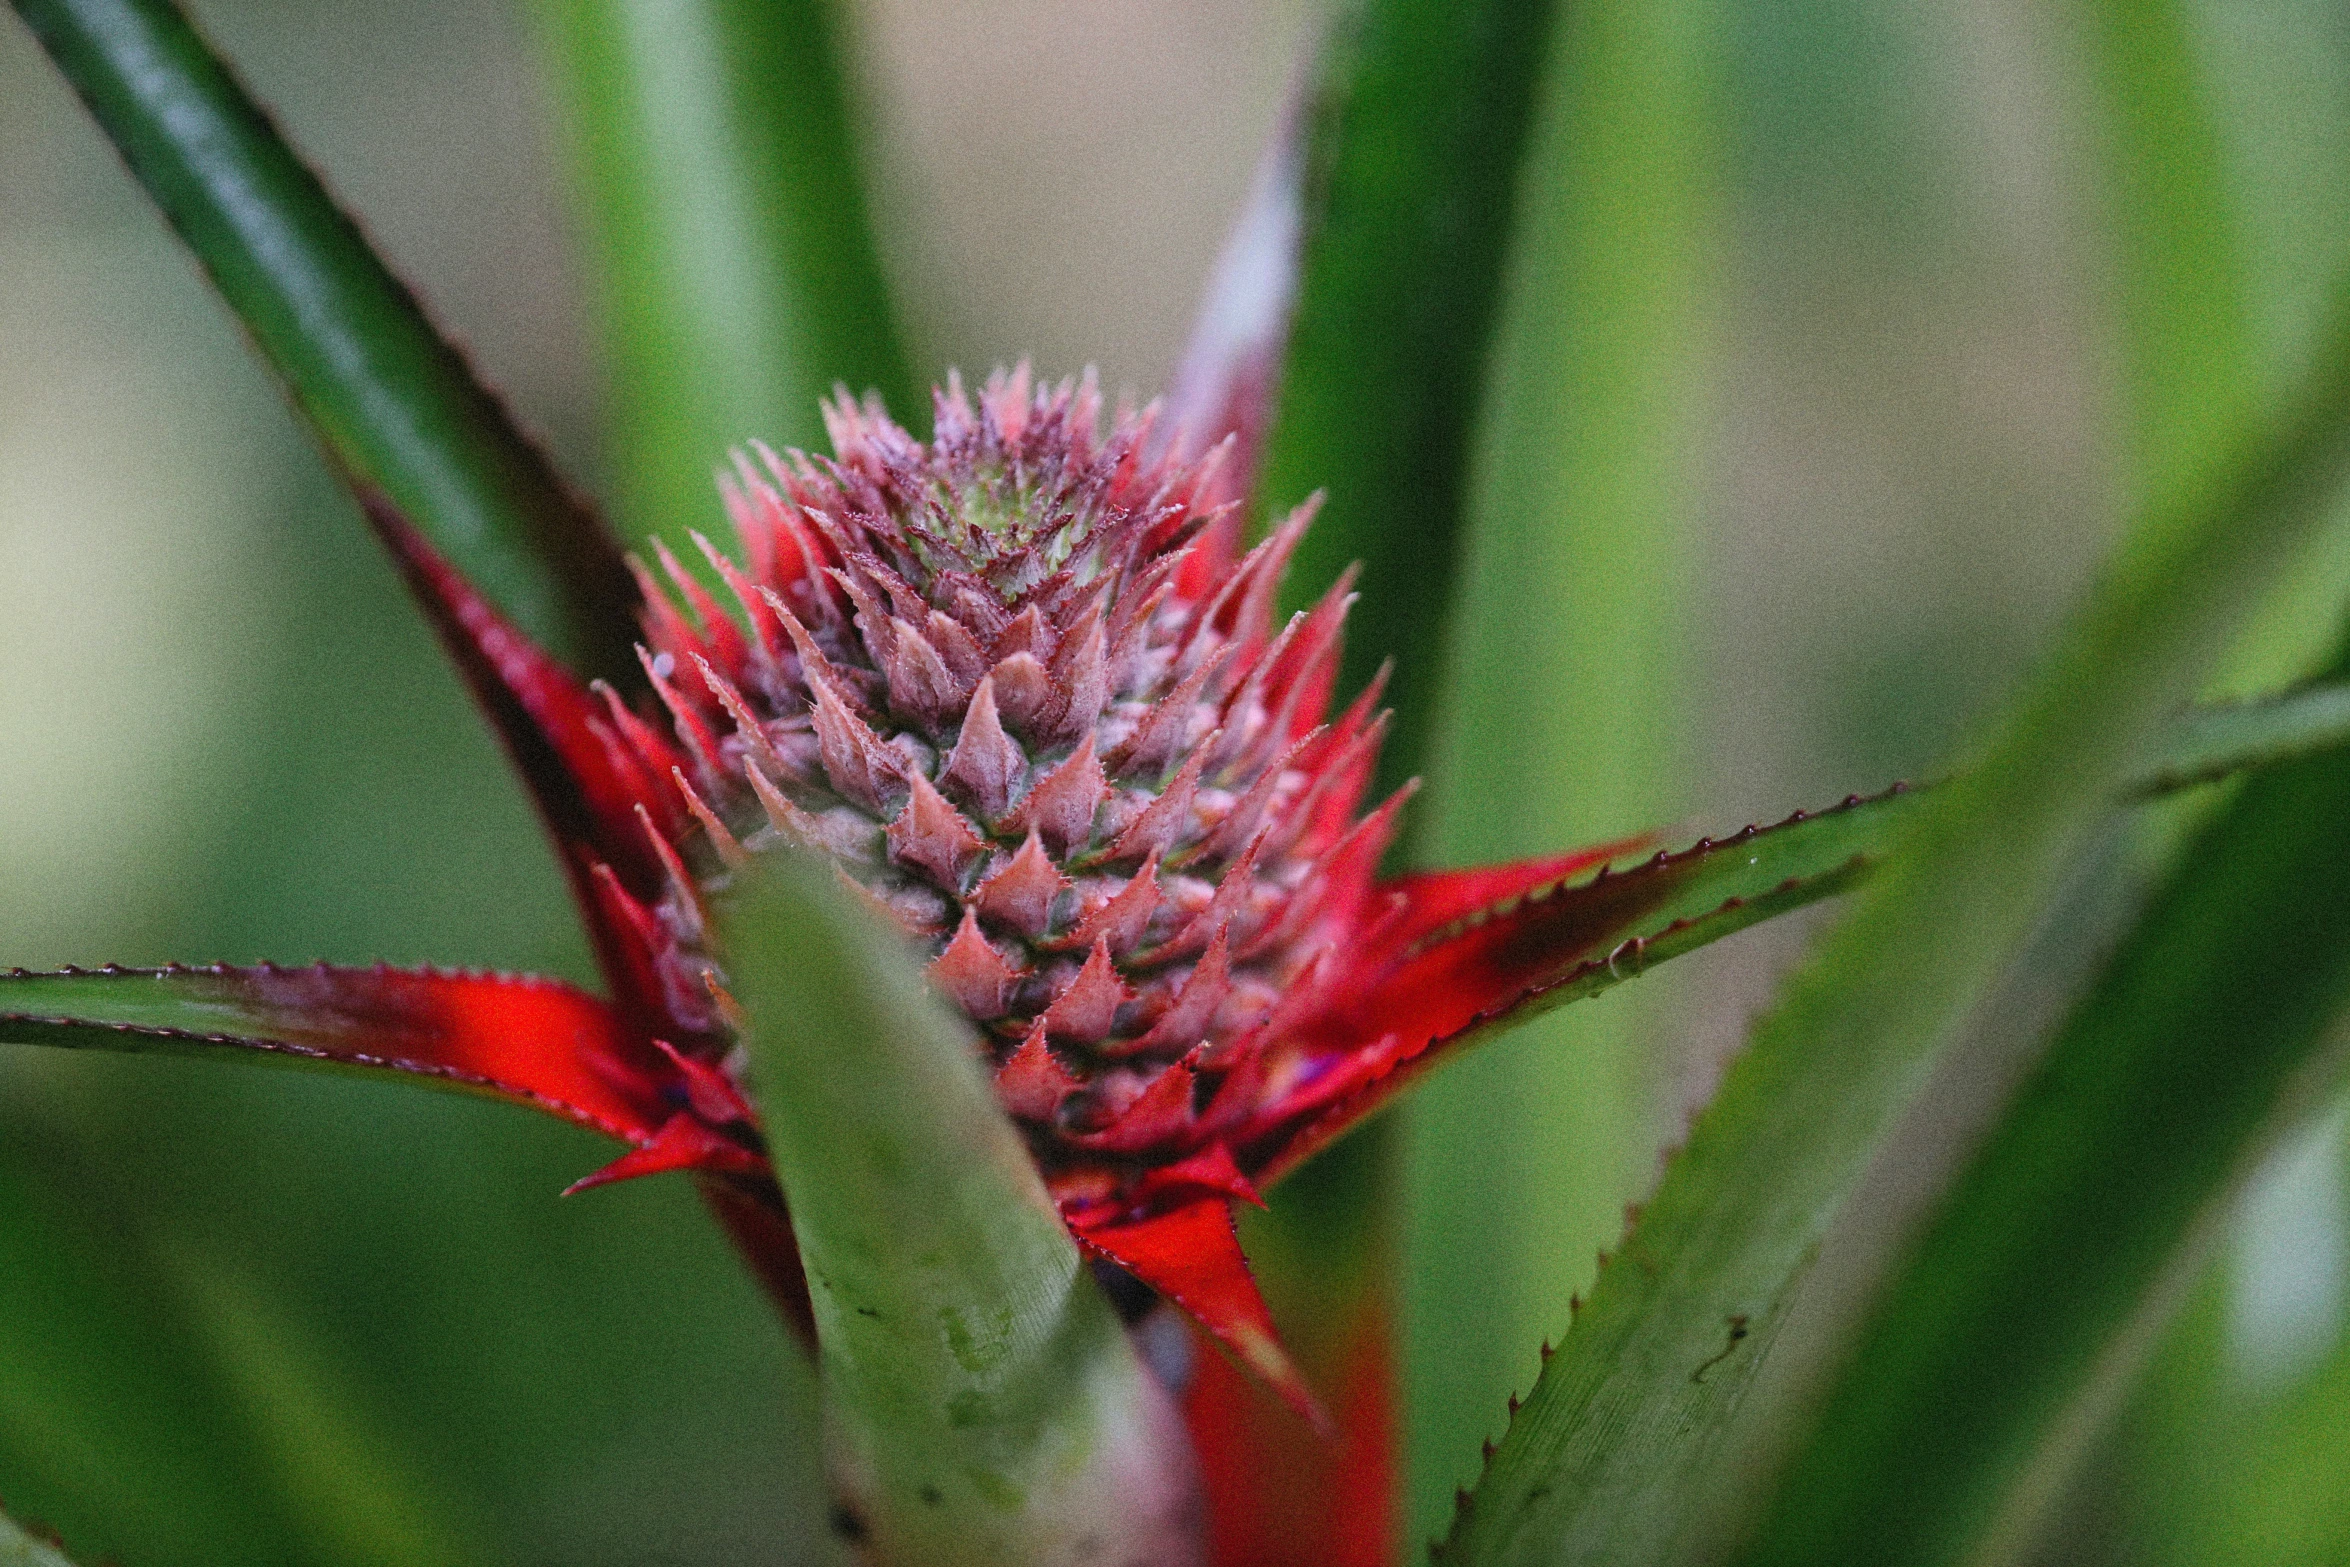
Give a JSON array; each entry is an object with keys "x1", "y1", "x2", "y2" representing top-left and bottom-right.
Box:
[{"x1": 11, "y1": 1, "x2": 2350, "y2": 1564}]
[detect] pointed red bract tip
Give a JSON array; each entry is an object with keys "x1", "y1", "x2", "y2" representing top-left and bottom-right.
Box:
[
  {"x1": 1073, "y1": 1200, "x2": 1327, "y2": 1433},
  {"x1": 564, "y1": 1111, "x2": 766, "y2": 1195}
]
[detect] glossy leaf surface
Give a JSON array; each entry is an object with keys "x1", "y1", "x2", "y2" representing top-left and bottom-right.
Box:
[
  {"x1": 9, "y1": 0, "x2": 637, "y2": 679},
  {"x1": 718, "y1": 849, "x2": 1196, "y2": 1566},
  {"x1": 530, "y1": 0, "x2": 911, "y2": 549},
  {"x1": 1444, "y1": 294, "x2": 2350, "y2": 1565}
]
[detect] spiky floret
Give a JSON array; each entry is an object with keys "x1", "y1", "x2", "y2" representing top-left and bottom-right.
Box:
[{"x1": 611, "y1": 367, "x2": 1402, "y2": 1223}]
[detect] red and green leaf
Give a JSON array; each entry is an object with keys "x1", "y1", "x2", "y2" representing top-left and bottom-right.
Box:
[{"x1": 0, "y1": 964, "x2": 659, "y2": 1147}]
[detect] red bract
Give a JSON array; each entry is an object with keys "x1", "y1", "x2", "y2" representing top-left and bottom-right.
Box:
[{"x1": 5, "y1": 368, "x2": 1664, "y2": 1430}]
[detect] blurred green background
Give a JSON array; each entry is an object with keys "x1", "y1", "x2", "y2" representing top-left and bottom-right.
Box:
[{"x1": 6, "y1": 1, "x2": 2350, "y2": 1562}]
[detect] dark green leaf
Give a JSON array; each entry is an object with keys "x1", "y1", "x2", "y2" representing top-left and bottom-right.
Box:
[
  {"x1": 9, "y1": 0, "x2": 636, "y2": 678},
  {"x1": 1256, "y1": 0, "x2": 1561, "y2": 798}
]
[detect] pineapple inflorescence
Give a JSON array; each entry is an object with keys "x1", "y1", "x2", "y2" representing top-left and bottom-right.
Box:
[{"x1": 613, "y1": 367, "x2": 1401, "y2": 1217}]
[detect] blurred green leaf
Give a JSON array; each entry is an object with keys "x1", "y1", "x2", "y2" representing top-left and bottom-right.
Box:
[
  {"x1": 0, "y1": 1509, "x2": 78, "y2": 1567},
  {"x1": 2162, "y1": 1222, "x2": 2350, "y2": 1567},
  {"x1": 1257, "y1": 0, "x2": 1562, "y2": 799},
  {"x1": 1727, "y1": 7, "x2": 2339, "y2": 1554},
  {"x1": 170, "y1": 1250, "x2": 497, "y2": 1567},
  {"x1": 1738, "y1": 657, "x2": 2350, "y2": 1565},
  {"x1": 2133, "y1": 683, "x2": 2350, "y2": 793},
  {"x1": 1443, "y1": 285, "x2": 2350, "y2": 1564},
  {"x1": 0, "y1": 1133, "x2": 311, "y2": 1567},
  {"x1": 530, "y1": 0, "x2": 911, "y2": 552},
  {"x1": 717, "y1": 850, "x2": 1194, "y2": 1566},
  {"x1": 1402, "y1": 0, "x2": 1714, "y2": 1540},
  {"x1": 2089, "y1": 0, "x2": 2257, "y2": 511},
  {"x1": 8, "y1": 0, "x2": 638, "y2": 680}
]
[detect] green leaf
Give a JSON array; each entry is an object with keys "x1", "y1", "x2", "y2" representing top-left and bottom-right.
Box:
[
  {"x1": 715, "y1": 850, "x2": 1195, "y2": 1566},
  {"x1": 168, "y1": 1251, "x2": 498, "y2": 1567},
  {"x1": 1402, "y1": 0, "x2": 1715, "y2": 1538},
  {"x1": 1256, "y1": 0, "x2": 1563, "y2": 798},
  {"x1": 0, "y1": 1510, "x2": 77, "y2": 1567},
  {"x1": 1442, "y1": 295, "x2": 2350, "y2": 1563},
  {"x1": 0, "y1": 963, "x2": 649, "y2": 1144},
  {"x1": 1232, "y1": 0, "x2": 1582, "y2": 1533},
  {"x1": 2088, "y1": 0, "x2": 2257, "y2": 511},
  {"x1": 0, "y1": 1138, "x2": 311, "y2": 1566},
  {"x1": 2157, "y1": 1212, "x2": 2350, "y2": 1567},
  {"x1": 8, "y1": 0, "x2": 637, "y2": 679},
  {"x1": 2131, "y1": 682, "x2": 2350, "y2": 794},
  {"x1": 1737, "y1": 662, "x2": 2350, "y2": 1564},
  {"x1": 1729, "y1": 11, "x2": 2338, "y2": 1561},
  {"x1": 529, "y1": 0, "x2": 912, "y2": 551}
]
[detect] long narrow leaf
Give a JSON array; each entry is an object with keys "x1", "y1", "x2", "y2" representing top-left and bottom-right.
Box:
[
  {"x1": 1404, "y1": 0, "x2": 1715, "y2": 1538},
  {"x1": 1256, "y1": 0, "x2": 1562, "y2": 795},
  {"x1": 1444, "y1": 298, "x2": 2350, "y2": 1563},
  {"x1": 530, "y1": 0, "x2": 911, "y2": 550},
  {"x1": 1207, "y1": 0, "x2": 1568, "y2": 1554},
  {"x1": 2088, "y1": 0, "x2": 2256, "y2": 511},
  {"x1": 716, "y1": 850, "x2": 1196, "y2": 1566},
  {"x1": 1739, "y1": 660, "x2": 2350, "y2": 1565},
  {"x1": 1732, "y1": 11, "x2": 2291, "y2": 1560},
  {"x1": 8, "y1": 0, "x2": 637, "y2": 679},
  {"x1": 0, "y1": 964, "x2": 656, "y2": 1145}
]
